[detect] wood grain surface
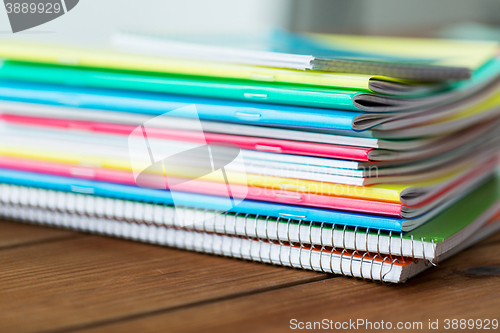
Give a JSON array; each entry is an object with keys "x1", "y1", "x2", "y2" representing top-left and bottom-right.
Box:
[
  {"x1": 0, "y1": 220, "x2": 78, "y2": 248},
  {"x1": 80, "y1": 233, "x2": 500, "y2": 333},
  {"x1": 1, "y1": 219, "x2": 499, "y2": 333},
  {"x1": 0, "y1": 220, "x2": 326, "y2": 333}
]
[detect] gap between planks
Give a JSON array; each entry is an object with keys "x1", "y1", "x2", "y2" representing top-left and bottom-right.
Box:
[{"x1": 0, "y1": 222, "x2": 336, "y2": 332}]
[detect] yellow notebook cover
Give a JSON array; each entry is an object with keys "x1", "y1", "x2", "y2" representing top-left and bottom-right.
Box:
[
  {"x1": 0, "y1": 41, "x2": 404, "y2": 92},
  {"x1": 0, "y1": 145, "x2": 483, "y2": 205}
]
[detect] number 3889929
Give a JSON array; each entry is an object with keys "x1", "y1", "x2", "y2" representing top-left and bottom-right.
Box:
[{"x1": 5, "y1": 2, "x2": 62, "y2": 14}]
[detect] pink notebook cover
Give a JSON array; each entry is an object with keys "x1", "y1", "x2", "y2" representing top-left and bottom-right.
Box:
[
  {"x1": 0, "y1": 156, "x2": 404, "y2": 217},
  {"x1": 0, "y1": 155, "x2": 497, "y2": 218},
  {"x1": 0, "y1": 114, "x2": 372, "y2": 161}
]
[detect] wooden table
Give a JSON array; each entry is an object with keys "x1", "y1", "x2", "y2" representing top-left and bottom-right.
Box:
[{"x1": 1, "y1": 219, "x2": 499, "y2": 333}]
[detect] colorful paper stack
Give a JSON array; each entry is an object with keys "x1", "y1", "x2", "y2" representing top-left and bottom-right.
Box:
[{"x1": 1, "y1": 31, "x2": 500, "y2": 283}]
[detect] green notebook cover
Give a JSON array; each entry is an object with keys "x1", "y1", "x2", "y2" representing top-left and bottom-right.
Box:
[
  {"x1": 1, "y1": 59, "x2": 499, "y2": 112},
  {"x1": 223, "y1": 170, "x2": 500, "y2": 259},
  {"x1": 307, "y1": 171, "x2": 500, "y2": 243},
  {"x1": 0, "y1": 61, "x2": 360, "y2": 111},
  {"x1": 406, "y1": 171, "x2": 500, "y2": 243}
]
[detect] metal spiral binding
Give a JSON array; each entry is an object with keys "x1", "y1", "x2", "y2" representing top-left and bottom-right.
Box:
[
  {"x1": 286, "y1": 219, "x2": 294, "y2": 268},
  {"x1": 376, "y1": 229, "x2": 382, "y2": 257},
  {"x1": 0, "y1": 184, "x2": 435, "y2": 263},
  {"x1": 381, "y1": 257, "x2": 401, "y2": 286},
  {"x1": 364, "y1": 228, "x2": 371, "y2": 256},
  {"x1": 328, "y1": 244, "x2": 336, "y2": 276},
  {"x1": 352, "y1": 226, "x2": 359, "y2": 253},
  {"x1": 286, "y1": 219, "x2": 293, "y2": 269},
  {"x1": 339, "y1": 249, "x2": 347, "y2": 277},
  {"x1": 295, "y1": 220, "x2": 303, "y2": 269},
  {"x1": 349, "y1": 226, "x2": 359, "y2": 280},
  {"x1": 359, "y1": 252, "x2": 369, "y2": 281},
  {"x1": 387, "y1": 231, "x2": 393, "y2": 260},
  {"x1": 264, "y1": 216, "x2": 273, "y2": 265},
  {"x1": 181, "y1": 206, "x2": 190, "y2": 251},
  {"x1": 244, "y1": 214, "x2": 253, "y2": 261},
  {"x1": 400, "y1": 232, "x2": 404, "y2": 259},
  {"x1": 0, "y1": 184, "x2": 410, "y2": 282},
  {"x1": 318, "y1": 222, "x2": 326, "y2": 273},
  {"x1": 211, "y1": 209, "x2": 222, "y2": 254},
  {"x1": 252, "y1": 215, "x2": 260, "y2": 262},
  {"x1": 236, "y1": 213, "x2": 246, "y2": 259},
  {"x1": 308, "y1": 222, "x2": 315, "y2": 271},
  {"x1": 369, "y1": 254, "x2": 379, "y2": 281},
  {"x1": 410, "y1": 234, "x2": 415, "y2": 261},
  {"x1": 349, "y1": 250, "x2": 356, "y2": 278},
  {"x1": 222, "y1": 212, "x2": 230, "y2": 257},
  {"x1": 431, "y1": 239, "x2": 438, "y2": 266},
  {"x1": 276, "y1": 217, "x2": 284, "y2": 266},
  {"x1": 330, "y1": 223, "x2": 336, "y2": 251},
  {"x1": 421, "y1": 237, "x2": 428, "y2": 266},
  {"x1": 379, "y1": 257, "x2": 390, "y2": 282},
  {"x1": 179, "y1": 207, "x2": 188, "y2": 248},
  {"x1": 203, "y1": 208, "x2": 215, "y2": 255}
]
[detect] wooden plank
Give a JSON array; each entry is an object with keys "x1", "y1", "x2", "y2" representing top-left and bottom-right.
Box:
[
  {"x1": 0, "y1": 220, "x2": 78, "y2": 248},
  {"x1": 0, "y1": 234, "x2": 327, "y2": 333},
  {"x1": 80, "y1": 233, "x2": 500, "y2": 333}
]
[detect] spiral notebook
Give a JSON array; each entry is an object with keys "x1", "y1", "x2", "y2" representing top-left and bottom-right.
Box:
[
  {"x1": 0, "y1": 153, "x2": 496, "y2": 218},
  {"x1": 1, "y1": 182, "x2": 500, "y2": 283},
  {"x1": 2, "y1": 167, "x2": 500, "y2": 258},
  {"x1": 0, "y1": 200, "x2": 425, "y2": 283},
  {"x1": 0, "y1": 169, "x2": 460, "y2": 232},
  {"x1": 1, "y1": 162, "x2": 500, "y2": 234},
  {"x1": 0, "y1": 132, "x2": 497, "y2": 206}
]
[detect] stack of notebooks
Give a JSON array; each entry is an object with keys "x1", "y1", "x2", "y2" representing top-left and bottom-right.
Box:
[{"x1": 1, "y1": 31, "x2": 500, "y2": 283}]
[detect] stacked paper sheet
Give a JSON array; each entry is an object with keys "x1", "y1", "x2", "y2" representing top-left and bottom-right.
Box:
[{"x1": 1, "y1": 31, "x2": 500, "y2": 283}]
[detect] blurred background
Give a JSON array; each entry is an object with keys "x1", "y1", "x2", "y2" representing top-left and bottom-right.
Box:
[{"x1": 2, "y1": 0, "x2": 500, "y2": 44}]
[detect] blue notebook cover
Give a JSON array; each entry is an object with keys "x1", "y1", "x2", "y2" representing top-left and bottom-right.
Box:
[
  {"x1": 0, "y1": 169, "x2": 408, "y2": 231},
  {"x1": 0, "y1": 80, "x2": 360, "y2": 132}
]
